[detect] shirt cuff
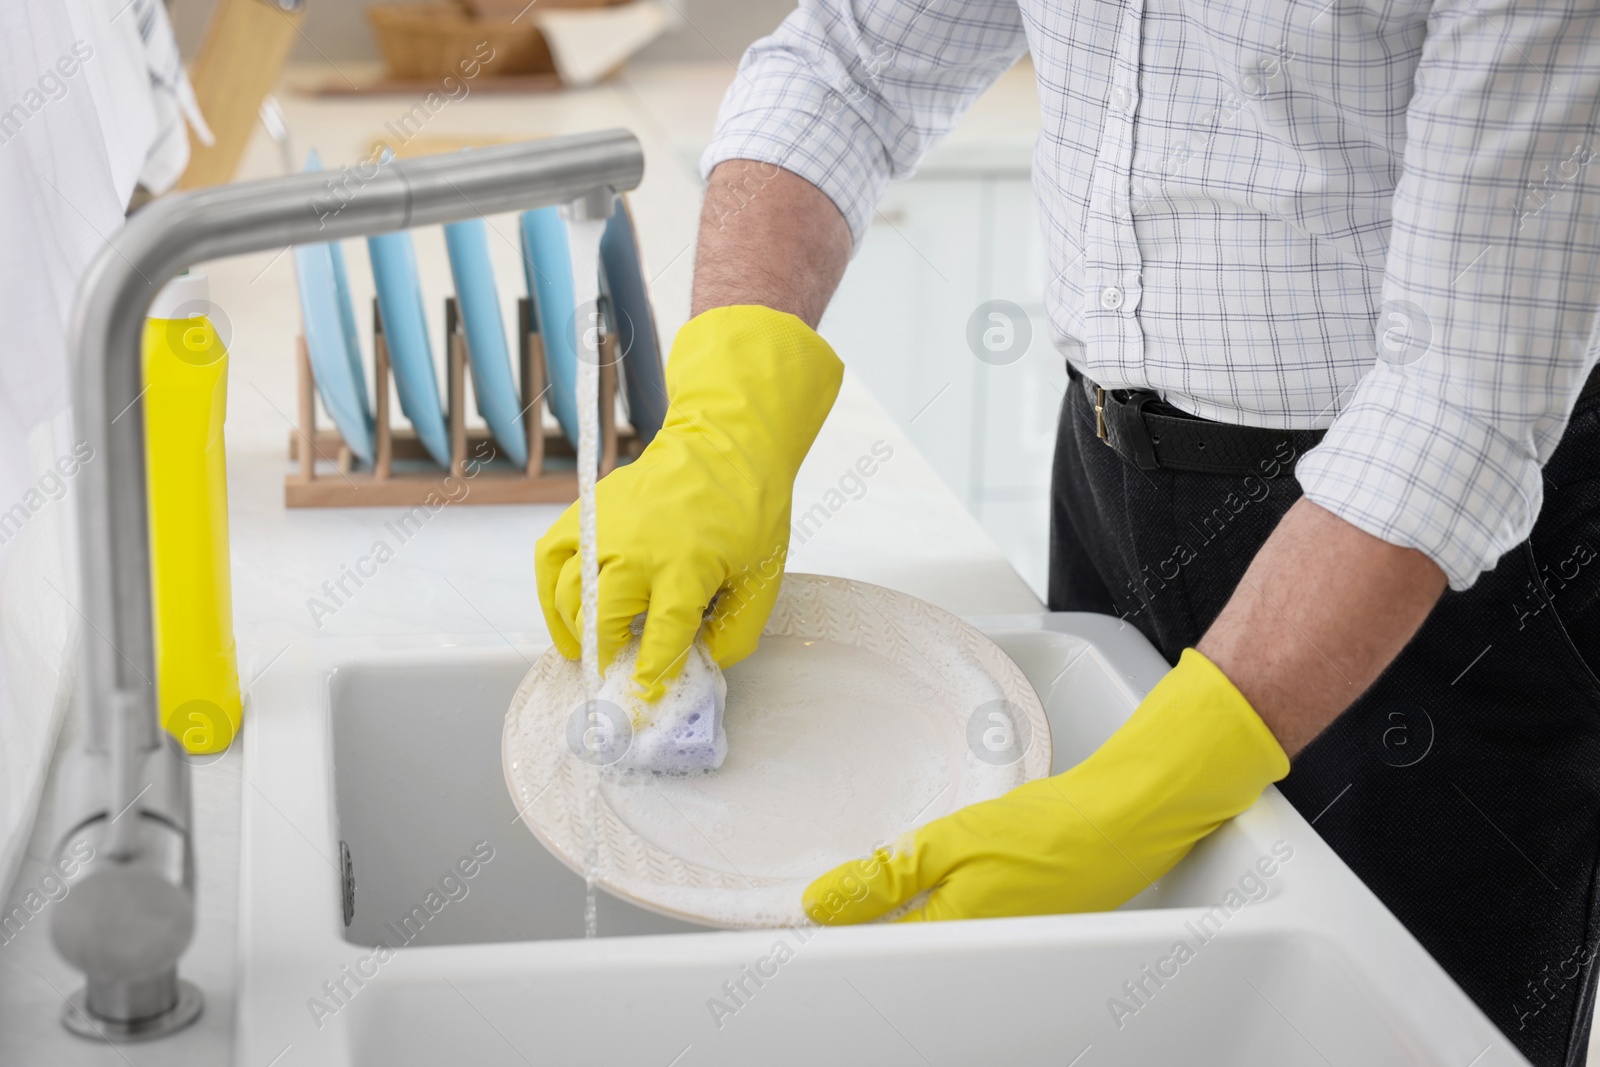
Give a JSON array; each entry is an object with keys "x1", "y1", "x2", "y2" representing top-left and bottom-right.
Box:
[
  {"x1": 1295, "y1": 366, "x2": 1542, "y2": 591},
  {"x1": 700, "y1": 64, "x2": 894, "y2": 247}
]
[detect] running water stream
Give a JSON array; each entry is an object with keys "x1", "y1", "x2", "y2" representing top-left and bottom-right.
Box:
[{"x1": 566, "y1": 209, "x2": 609, "y2": 939}]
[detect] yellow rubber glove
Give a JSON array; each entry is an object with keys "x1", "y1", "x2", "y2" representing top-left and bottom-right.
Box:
[
  {"x1": 804, "y1": 649, "x2": 1289, "y2": 924},
  {"x1": 536, "y1": 305, "x2": 843, "y2": 699}
]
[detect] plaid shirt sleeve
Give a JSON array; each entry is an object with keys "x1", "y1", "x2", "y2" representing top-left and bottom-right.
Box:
[
  {"x1": 699, "y1": 0, "x2": 1029, "y2": 245},
  {"x1": 1296, "y1": 2, "x2": 1600, "y2": 589}
]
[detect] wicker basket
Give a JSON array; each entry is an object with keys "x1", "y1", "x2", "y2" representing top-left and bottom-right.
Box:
[{"x1": 367, "y1": 3, "x2": 555, "y2": 80}]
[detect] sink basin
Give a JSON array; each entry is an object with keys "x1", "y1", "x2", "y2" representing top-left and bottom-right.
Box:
[
  {"x1": 329, "y1": 652, "x2": 705, "y2": 947},
  {"x1": 238, "y1": 615, "x2": 1528, "y2": 1066}
]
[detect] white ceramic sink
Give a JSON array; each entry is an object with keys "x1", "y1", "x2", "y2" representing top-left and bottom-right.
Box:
[{"x1": 238, "y1": 614, "x2": 1528, "y2": 1066}]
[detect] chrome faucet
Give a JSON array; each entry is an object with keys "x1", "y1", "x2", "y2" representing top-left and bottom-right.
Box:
[{"x1": 50, "y1": 130, "x2": 643, "y2": 1040}]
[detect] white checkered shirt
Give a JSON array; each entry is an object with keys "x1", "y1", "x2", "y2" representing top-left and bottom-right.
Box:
[{"x1": 702, "y1": 0, "x2": 1600, "y2": 589}]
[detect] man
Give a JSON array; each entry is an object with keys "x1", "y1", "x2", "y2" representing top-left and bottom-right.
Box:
[{"x1": 536, "y1": 2, "x2": 1600, "y2": 1062}]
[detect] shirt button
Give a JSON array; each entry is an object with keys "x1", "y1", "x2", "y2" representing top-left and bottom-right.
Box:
[
  {"x1": 1100, "y1": 286, "x2": 1125, "y2": 311},
  {"x1": 1110, "y1": 86, "x2": 1133, "y2": 113}
]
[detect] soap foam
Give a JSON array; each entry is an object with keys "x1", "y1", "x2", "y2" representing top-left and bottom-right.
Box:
[{"x1": 599, "y1": 636, "x2": 728, "y2": 775}]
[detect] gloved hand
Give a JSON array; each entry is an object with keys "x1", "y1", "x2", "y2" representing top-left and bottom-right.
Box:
[
  {"x1": 803, "y1": 649, "x2": 1289, "y2": 923},
  {"x1": 536, "y1": 305, "x2": 843, "y2": 700}
]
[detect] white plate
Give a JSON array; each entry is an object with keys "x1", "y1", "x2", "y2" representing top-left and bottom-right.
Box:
[{"x1": 502, "y1": 573, "x2": 1051, "y2": 928}]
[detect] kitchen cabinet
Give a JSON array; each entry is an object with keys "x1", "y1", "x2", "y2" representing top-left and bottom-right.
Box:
[{"x1": 820, "y1": 174, "x2": 1062, "y2": 598}]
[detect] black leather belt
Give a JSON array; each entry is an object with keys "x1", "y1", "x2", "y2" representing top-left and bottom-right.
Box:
[
  {"x1": 1071, "y1": 362, "x2": 1600, "y2": 477},
  {"x1": 1070, "y1": 365, "x2": 1325, "y2": 475}
]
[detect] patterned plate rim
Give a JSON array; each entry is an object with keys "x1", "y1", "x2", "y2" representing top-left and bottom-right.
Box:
[{"x1": 502, "y1": 573, "x2": 1051, "y2": 928}]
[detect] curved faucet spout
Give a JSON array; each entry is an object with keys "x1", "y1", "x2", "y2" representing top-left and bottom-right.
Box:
[{"x1": 54, "y1": 129, "x2": 645, "y2": 1039}]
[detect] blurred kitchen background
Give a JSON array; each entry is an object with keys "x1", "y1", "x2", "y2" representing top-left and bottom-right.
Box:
[
  {"x1": 182, "y1": 0, "x2": 1057, "y2": 597},
  {"x1": 169, "y1": 0, "x2": 799, "y2": 63}
]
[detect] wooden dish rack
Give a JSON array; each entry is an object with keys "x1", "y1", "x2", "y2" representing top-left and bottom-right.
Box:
[{"x1": 286, "y1": 297, "x2": 639, "y2": 507}]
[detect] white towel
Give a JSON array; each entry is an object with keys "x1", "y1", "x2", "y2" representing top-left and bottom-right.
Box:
[
  {"x1": 120, "y1": 0, "x2": 212, "y2": 193},
  {"x1": 534, "y1": 1, "x2": 670, "y2": 89},
  {"x1": 0, "y1": 0, "x2": 196, "y2": 907}
]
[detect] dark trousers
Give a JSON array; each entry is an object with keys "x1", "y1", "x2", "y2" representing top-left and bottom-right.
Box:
[{"x1": 1048, "y1": 374, "x2": 1600, "y2": 1067}]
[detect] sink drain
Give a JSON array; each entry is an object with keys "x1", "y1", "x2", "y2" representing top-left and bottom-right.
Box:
[{"x1": 340, "y1": 839, "x2": 355, "y2": 927}]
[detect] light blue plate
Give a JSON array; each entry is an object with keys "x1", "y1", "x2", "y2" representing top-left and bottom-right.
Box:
[
  {"x1": 517, "y1": 219, "x2": 540, "y2": 335},
  {"x1": 328, "y1": 243, "x2": 365, "y2": 406},
  {"x1": 444, "y1": 218, "x2": 527, "y2": 467},
  {"x1": 294, "y1": 150, "x2": 374, "y2": 466},
  {"x1": 368, "y1": 229, "x2": 451, "y2": 468},
  {"x1": 520, "y1": 207, "x2": 584, "y2": 448},
  {"x1": 599, "y1": 198, "x2": 667, "y2": 445}
]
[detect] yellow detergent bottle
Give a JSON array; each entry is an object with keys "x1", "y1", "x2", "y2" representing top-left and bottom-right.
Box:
[{"x1": 143, "y1": 271, "x2": 242, "y2": 754}]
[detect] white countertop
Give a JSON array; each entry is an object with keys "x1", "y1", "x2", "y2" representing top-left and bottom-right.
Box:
[
  {"x1": 0, "y1": 60, "x2": 1040, "y2": 1064},
  {"x1": 623, "y1": 58, "x2": 1041, "y2": 178}
]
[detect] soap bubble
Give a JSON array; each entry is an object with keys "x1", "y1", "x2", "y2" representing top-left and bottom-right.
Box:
[{"x1": 600, "y1": 637, "x2": 727, "y2": 775}]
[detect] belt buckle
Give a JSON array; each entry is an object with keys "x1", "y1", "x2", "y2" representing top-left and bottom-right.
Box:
[{"x1": 1094, "y1": 387, "x2": 1108, "y2": 441}]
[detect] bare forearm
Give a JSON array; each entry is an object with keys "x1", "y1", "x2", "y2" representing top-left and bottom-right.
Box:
[
  {"x1": 691, "y1": 160, "x2": 852, "y2": 328},
  {"x1": 1197, "y1": 498, "x2": 1448, "y2": 757}
]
